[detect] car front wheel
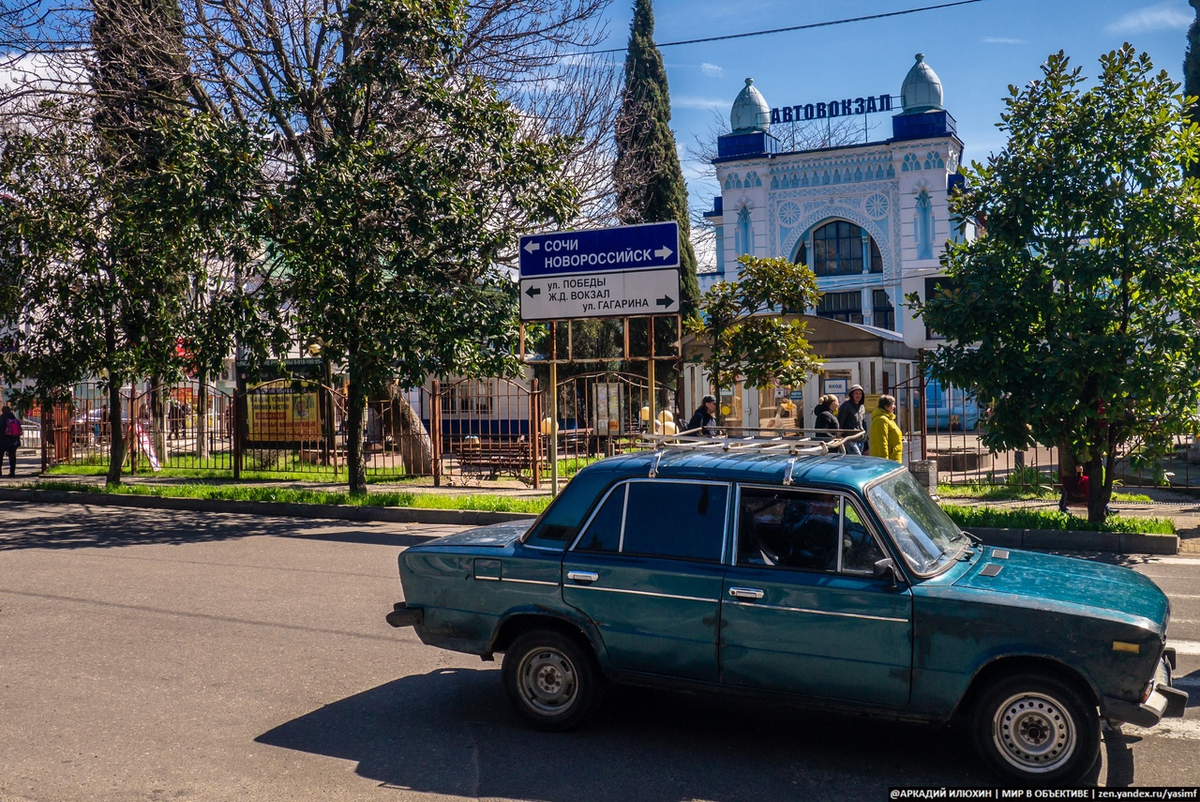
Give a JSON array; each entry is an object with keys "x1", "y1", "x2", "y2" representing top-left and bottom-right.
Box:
[
  {"x1": 972, "y1": 672, "x2": 1100, "y2": 785},
  {"x1": 502, "y1": 629, "x2": 602, "y2": 731}
]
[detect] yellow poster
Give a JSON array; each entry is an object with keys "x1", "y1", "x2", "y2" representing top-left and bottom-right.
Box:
[{"x1": 247, "y1": 386, "x2": 321, "y2": 442}]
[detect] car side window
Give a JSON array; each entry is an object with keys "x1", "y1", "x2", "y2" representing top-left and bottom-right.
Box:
[
  {"x1": 737, "y1": 487, "x2": 841, "y2": 572},
  {"x1": 620, "y1": 481, "x2": 727, "y2": 563},
  {"x1": 574, "y1": 484, "x2": 625, "y2": 554},
  {"x1": 841, "y1": 501, "x2": 885, "y2": 575}
]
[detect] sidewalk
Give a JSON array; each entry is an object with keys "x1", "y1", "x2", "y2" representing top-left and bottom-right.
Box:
[{"x1": 4, "y1": 448, "x2": 1198, "y2": 552}]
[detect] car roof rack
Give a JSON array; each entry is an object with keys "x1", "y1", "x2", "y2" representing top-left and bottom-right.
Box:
[{"x1": 637, "y1": 429, "x2": 867, "y2": 469}]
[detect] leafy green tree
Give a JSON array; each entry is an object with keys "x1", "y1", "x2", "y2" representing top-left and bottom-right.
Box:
[
  {"x1": 913, "y1": 46, "x2": 1200, "y2": 523},
  {"x1": 153, "y1": 114, "x2": 286, "y2": 461},
  {"x1": 1186, "y1": 0, "x2": 1200, "y2": 179},
  {"x1": 613, "y1": 0, "x2": 700, "y2": 316},
  {"x1": 266, "y1": 0, "x2": 577, "y2": 494},
  {"x1": 685, "y1": 255, "x2": 822, "y2": 425},
  {"x1": 0, "y1": 108, "x2": 275, "y2": 480}
]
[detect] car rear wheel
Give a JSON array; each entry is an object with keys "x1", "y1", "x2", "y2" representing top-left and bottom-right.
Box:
[
  {"x1": 502, "y1": 630, "x2": 602, "y2": 731},
  {"x1": 972, "y1": 672, "x2": 1100, "y2": 785}
]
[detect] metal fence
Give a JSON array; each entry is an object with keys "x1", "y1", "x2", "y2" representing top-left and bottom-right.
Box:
[
  {"x1": 431, "y1": 377, "x2": 542, "y2": 487},
  {"x1": 895, "y1": 372, "x2": 1199, "y2": 490},
  {"x1": 40, "y1": 373, "x2": 1199, "y2": 491}
]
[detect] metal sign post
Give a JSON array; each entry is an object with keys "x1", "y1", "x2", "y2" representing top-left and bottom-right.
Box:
[
  {"x1": 549, "y1": 323, "x2": 558, "y2": 495},
  {"x1": 519, "y1": 222, "x2": 684, "y2": 497}
]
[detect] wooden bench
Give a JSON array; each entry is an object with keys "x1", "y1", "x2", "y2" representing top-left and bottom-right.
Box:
[{"x1": 455, "y1": 439, "x2": 538, "y2": 480}]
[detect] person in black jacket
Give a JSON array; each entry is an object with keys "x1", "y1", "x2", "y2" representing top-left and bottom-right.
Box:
[
  {"x1": 837, "y1": 384, "x2": 868, "y2": 454},
  {"x1": 0, "y1": 406, "x2": 19, "y2": 476},
  {"x1": 813, "y1": 395, "x2": 840, "y2": 439},
  {"x1": 686, "y1": 395, "x2": 718, "y2": 436}
]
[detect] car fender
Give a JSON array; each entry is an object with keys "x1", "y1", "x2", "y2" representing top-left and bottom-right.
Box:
[
  {"x1": 488, "y1": 604, "x2": 614, "y2": 674},
  {"x1": 945, "y1": 646, "x2": 1102, "y2": 721}
]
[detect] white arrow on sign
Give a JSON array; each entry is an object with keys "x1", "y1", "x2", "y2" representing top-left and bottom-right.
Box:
[
  {"x1": 655, "y1": 246, "x2": 673, "y2": 260},
  {"x1": 523, "y1": 241, "x2": 540, "y2": 254}
]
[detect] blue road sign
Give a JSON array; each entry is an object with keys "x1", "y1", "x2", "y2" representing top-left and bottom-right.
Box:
[{"x1": 519, "y1": 221, "x2": 680, "y2": 278}]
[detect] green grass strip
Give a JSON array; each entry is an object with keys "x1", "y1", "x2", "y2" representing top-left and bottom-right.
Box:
[
  {"x1": 936, "y1": 484, "x2": 1153, "y2": 503},
  {"x1": 940, "y1": 503, "x2": 1174, "y2": 535},
  {"x1": 20, "y1": 480, "x2": 1169, "y2": 533},
  {"x1": 27, "y1": 480, "x2": 551, "y2": 515}
]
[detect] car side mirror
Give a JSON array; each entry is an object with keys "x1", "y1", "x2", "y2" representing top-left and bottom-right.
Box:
[{"x1": 873, "y1": 558, "x2": 903, "y2": 589}]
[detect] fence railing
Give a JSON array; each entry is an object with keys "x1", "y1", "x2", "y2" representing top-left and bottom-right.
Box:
[{"x1": 37, "y1": 377, "x2": 1200, "y2": 491}]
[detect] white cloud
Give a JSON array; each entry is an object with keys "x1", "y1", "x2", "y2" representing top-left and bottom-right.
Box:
[
  {"x1": 981, "y1": 37, "x2": 1027, "y2": 45},
  {"x1": 700, "y1": 62, "x2": 724, "y2": 78},
  {"x1": 1106, "y1": 2, "x2": 1192, "y2": 34},
  {"x1": 673, "y1": 96, "x2": 727, "y2": 111}
]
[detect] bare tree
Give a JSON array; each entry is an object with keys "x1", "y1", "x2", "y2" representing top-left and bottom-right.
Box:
[
  {"x1": 1, "y1": 0, "x2": 619, "y2": 227},
  {"x1": 177, "y1": 0, "x2": 617, "y2": 232}
]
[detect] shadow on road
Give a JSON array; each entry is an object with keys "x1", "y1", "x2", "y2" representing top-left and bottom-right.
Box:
[
  {"x1": 256, "y1": 668, "x2": 1017, "y2": 800},
  {"x1": 0, "y1": 501, "x2": 435, "y2": 552}
]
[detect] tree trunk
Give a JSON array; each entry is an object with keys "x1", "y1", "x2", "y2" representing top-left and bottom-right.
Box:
[
  {"x1": 1086, "y1": 452, "x2": 1109, "y2": 524},
  {"x1": 346, "y1": 368, "x2": 367, "y2": 495},
  {"x1": 150, "y1": 377, "x2": 166, "y2": 464},
  {"x1": 195, "y1": 373, "x2": 209, "y2": 462},
  {"x1": 106, "y1": 380, "x2": 124, "y2": 486},
  {"x1": 388, "y1": 384, "x2": 433, "y2": 474}
]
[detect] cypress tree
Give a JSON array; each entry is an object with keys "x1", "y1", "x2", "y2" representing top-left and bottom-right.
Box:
[
  {"x1": 613, "y1": 0, "x2": 700, "y2": 315},
  {"x1": 1186, "y1": 0, "x2": 1200, "y2": 178}
]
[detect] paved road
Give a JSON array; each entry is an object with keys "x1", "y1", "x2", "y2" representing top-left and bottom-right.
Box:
[{"x1": 1, "y1": 502, "x2": 1197, "y2": 801}]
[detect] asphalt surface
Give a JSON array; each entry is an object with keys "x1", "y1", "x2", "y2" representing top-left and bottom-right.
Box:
[{"x1": 1, "y1": 502, "x2": 1198, "y2": 801}]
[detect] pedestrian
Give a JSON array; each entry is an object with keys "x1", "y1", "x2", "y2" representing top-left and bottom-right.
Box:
[
  {"x1": 870, "y1": 394, "x2": 903, "y2": 462},
  {"x1": 813, "y1": 394, "x2": 840, "y2": 440},
  {"x1": 0, "y1": 405, "x2": 20, "y2": 476},
  {"x1": 686, "y1": 395, "x2": 719, "y2": 436},
  {"x1": 837, "y1": 384, "x2": 868, "y2": 455},
  {"x1": 168, "y1": 400, "x2": 181, "y2": 439}
]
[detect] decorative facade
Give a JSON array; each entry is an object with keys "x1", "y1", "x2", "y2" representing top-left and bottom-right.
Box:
[{"x1": 703, "y1": 54, "x2": 963, "y2": 352}]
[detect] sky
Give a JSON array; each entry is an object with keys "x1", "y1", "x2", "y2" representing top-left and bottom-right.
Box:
[{"x1": 594, "y1": 0, "x2": 1198, "y2": 263}]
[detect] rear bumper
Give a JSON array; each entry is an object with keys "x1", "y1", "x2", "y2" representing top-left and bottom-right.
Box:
[
  {"x1": 385, "y1": 602, "x2": 424, "y2": 628},
  {"x1": 1103, "y1": 650, "x2": 1188, "y2": 728}
]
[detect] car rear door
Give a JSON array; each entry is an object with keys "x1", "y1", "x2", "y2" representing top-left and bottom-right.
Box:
[
  {"x1": 561, "y1": 478, "x2": 730, "y2": 682},
  {"x1": 718, "y1": 485, "x2": 913, "y2": 706}
]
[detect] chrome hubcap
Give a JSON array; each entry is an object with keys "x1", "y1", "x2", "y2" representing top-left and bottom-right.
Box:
[
  {"x1": 518, "y1": 647, "x2": 578, "y2": 715},
  {"x1": 993, "y1": 692, "x2": 1076, "y2": 773}
]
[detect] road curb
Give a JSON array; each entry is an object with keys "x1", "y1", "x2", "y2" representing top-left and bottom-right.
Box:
[
  {"x1": 968, "y1": 526, "x2": 1178, "y2": 555},
  {"x1": 0, "y1": 487, "x2": 536, "y2": 527},
  {"x1": 0, "y1": 488, "x2": 1180, "y2": 554}
]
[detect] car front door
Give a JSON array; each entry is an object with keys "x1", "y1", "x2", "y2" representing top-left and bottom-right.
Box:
[
  {"x1": 561, "y1": 479, "x2": 730, "y2": 682},
  {"x1": 719, "y1": 485, "x2": 913, "y2": 706}
]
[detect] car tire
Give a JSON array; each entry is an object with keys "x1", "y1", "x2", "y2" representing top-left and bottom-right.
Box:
[
  {"x1": 972, "y1": 672, "x2": 1100, "y2": 785},
  {"x1": 502, "y1": 629, "x2": 603, "y2": 731}
]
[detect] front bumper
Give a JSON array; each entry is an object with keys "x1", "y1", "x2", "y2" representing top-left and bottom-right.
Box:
[
  {"x1": 386, "y1": 601, "x2": 423, "y2": 628},
  {"x1": 1103, "y1": 648, "x2": 1188, "y2": 728}
]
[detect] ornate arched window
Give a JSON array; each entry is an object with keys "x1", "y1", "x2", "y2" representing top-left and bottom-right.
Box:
[
  {"x1": 796, "y1": 220, "x2": 882, "y2": 276},
  {"x1": 915, "y1": 189, "x2": 934, "y2": 260},
  {"x1": 735, "y1": 206, "x2": 755, "y2": 256}
]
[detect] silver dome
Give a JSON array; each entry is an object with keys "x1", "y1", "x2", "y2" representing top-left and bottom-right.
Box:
[
  {"x1": 901, "y1": 54, "x2": 943, "y2": 113},
  {"x1": 731, "y1": 78, "x2": 770, "y2": 134}
]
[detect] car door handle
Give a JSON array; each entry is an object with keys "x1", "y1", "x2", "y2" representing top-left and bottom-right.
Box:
[
  {"x1": 567, "y1": 570, "x2": 599, "y2": 584},
  {"x1": 728, "y1": 587, "x2": 765, "y2": 600}
]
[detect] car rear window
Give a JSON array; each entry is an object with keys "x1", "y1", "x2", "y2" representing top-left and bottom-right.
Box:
[
  {"x1": 522, "y1": 470, "x2": 615, "y2": 550},
  {"x1": 573, "y1": 484, "x2": 625, "y2": 554}
]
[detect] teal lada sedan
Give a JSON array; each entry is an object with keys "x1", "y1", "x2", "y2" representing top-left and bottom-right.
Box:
[{"x1": 386, "y1": 444, "x2": 1186, "y2": 785}]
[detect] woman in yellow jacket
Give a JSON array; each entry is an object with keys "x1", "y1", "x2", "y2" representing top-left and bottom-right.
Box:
[{"x1": 869, "y1": 394, "x2": 903, "y2": 462}]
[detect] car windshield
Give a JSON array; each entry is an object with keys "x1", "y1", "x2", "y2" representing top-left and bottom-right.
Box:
[{"x1": 866, "y1": 470, "x2": 969, "y2": 575}]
